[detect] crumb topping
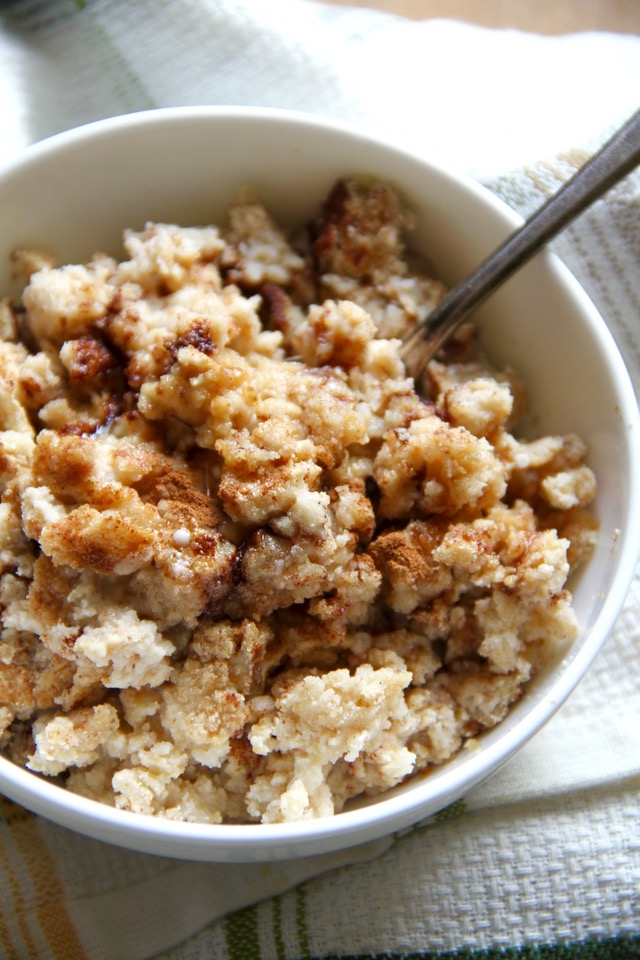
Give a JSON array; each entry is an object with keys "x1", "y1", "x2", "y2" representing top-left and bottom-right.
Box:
[{"x1": 0, "y1": 179, "x2": 596, "y2": 823}]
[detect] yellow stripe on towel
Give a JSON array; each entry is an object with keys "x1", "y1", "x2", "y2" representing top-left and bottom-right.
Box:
[{"x1": 0, "y1": 798, "x2": 88, "y2": 960}]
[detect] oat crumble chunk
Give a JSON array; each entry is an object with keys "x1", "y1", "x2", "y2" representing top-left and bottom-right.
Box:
[{"x1": 0, "y1": 178, "x2": 596, "y2": 823}]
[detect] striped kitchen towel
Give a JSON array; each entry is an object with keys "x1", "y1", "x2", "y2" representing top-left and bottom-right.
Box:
[{"x1": 0, "y1": 2, "x2": 639, "y2": 958}]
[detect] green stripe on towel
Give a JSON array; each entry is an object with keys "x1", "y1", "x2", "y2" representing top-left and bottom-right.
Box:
[
  {"x1": 224, "y1": 904, "x2": 261, "y2": 960},
  {"x1": 315, "y1": 934, "x2": 640, "y2": 960},
  {"x1": 295, "y1": 885, "x2": 311, "y2": 960},
  {"x1": 271, "y1": 896, "x2": 286, "y2": 960}
]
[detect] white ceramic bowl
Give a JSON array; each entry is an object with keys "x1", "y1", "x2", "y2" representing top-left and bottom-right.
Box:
[{"x1": 0, "y1": 107, "x2": 638, "y2": 862}]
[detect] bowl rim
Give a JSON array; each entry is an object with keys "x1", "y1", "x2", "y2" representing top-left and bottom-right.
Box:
[{"x1": 0, "y1": 105, "x2": 638, "y2": 858}]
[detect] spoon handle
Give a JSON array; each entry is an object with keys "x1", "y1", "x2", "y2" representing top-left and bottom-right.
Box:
[{"x1": 401, "y1": 107, "x2": 640, "y2": 378}]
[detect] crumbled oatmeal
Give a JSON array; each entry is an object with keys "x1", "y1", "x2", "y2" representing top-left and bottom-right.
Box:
[{"x1": 0, "y1": 179, "x2": 597, "y2": 823}]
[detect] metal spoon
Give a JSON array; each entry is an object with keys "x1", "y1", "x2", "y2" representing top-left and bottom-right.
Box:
[{"x1": 400, "y1": 108, "x2": 640, "y2": 381}]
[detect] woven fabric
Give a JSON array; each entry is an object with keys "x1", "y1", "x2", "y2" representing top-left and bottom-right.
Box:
[{"x1": 0, "y1": 3, "x2": 639, "y2": 958}]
